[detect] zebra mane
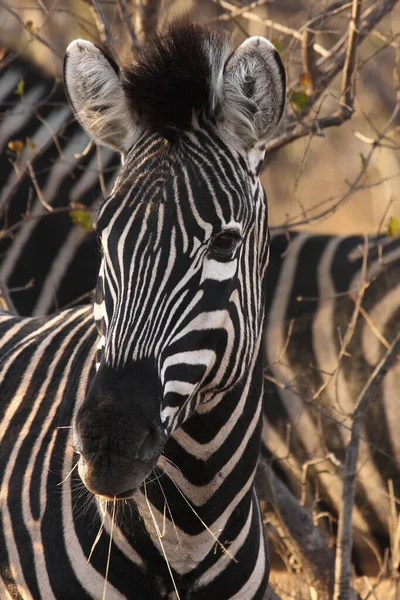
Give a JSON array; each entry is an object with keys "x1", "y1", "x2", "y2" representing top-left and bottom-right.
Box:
[{"x1": 121, "y1": 20, "x2": 230, "y2": 142}]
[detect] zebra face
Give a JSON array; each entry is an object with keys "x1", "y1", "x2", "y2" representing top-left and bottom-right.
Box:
[{"x1": 64, "y1": 22, "x2": 285, "y2": 498}]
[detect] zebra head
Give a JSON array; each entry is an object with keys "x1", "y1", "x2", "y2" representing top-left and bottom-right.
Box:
[{"x1": 64, "y1": 21, "x2": 285, "y2": 499}]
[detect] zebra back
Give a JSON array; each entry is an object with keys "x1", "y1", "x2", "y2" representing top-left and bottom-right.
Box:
[
  {"x1": 263, "y1": 230, "x2": 400, "y2": 572},
  {"x1": 0, "y1": 54, "x2": 120, "y2": 316}
]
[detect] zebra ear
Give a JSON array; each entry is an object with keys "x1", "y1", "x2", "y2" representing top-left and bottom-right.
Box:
[
  {"x1": 64, "y1": 40, "x2": 140, "y2": 154},
  {"x1": 218, "y1": 37, "x2": 285, "y2": 150}
]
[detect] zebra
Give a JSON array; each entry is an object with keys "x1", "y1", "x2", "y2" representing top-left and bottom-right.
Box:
[
  {"x1": 0, "y1": 53, "x2": 119, "y2": 316},
  {"x1": 3, "y1": 31, "x2": 397, "y2": 584},
  {"x1": 0, "y1": 20, "x2": 286, "y2": 599},
  {"x1": 262, "y1": 229, "x2": 400, "y2": 574}
]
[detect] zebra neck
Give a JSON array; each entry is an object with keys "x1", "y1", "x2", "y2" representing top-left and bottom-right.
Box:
[
  {"x1": 120, "y1": 344, "x2": 266, "y2": 581},
  {"x1": 165, "y1": 327, "x2": 264, "y2": 507}
]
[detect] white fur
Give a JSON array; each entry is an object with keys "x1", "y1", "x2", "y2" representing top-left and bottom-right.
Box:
[
  {"x1": 64, "y1": 40, "x2": 140, "y2": 153},
  {"x1": 218, "y1": 36, "x2": 285, "y2": 151}
]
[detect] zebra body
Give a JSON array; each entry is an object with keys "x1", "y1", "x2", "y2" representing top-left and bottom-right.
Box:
[
  {"x1": 0, "y1": 21, "x2": 286, "y2": 599},
  {"x1": 263, "y1": 230, "x2": 400, "y2": 571},
  {"x1": 0, "y1": 308, "x2": 267, "y2": 599},
  {"x1": 0, "y1": 55, "x2": 119, "y2": 315}
]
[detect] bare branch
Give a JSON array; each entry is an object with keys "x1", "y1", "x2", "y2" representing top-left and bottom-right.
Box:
[
  {"x1": 26, "y1": 162, "x2": 53, "y2": 212},
  {"x1": 256, "y1": 457, "x2": 335, "y2": 597},
  {"x1": 211, "y1": 0, "x2": 272, "y2": 23},
  {"x1": 116, "y1": 0, "x2": 140, "y2": 50},
  {"x1": 135, "y1": 0, "x2": 162, "y2": 44},
  {"x1": 333, "y1": 331, "x2": 400, "y2": 599},
  {"x1": 340, "y1": 0, "x2": 362, "y2": 117},
  {"x1": 0, "y1": 281, "x2": 18, "y2": 314},
  {"x1": 83, "y1": 0, "x2": 116, "y2": 59},
  {"x1": 302, "y1": 2, "x2": 352, "y2": 91},
  {"x1": 0, "y1": 1, "x2": 62, "y2": 58},
  {"x1": 312, "y1": 236, "x2": 369, "y2": 403},
  {"x1": 214, "y1": 0, "x2": 330, "y2": 57},
  {"x1": 265, "y1": 0, "x2": 399, "y2": 157}
]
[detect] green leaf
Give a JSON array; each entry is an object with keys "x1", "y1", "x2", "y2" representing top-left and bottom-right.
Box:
[
  {"x1": 272, "y1": 39, "x2": 285, "y2": 54},
  {"x1": 14, "y1": 79, "x2": 25, "y2": 97},
  {"x1": 26, "y1": 137, "x2": 36, "y2": 151},
  {"x1": 387, "y1": 216, "x2": 399, "y2": 239},
  {"x1": 289, "y1": 90, "x2": 309, "y2": 112},
  {"x1": 69, "y1": 209, "x2": 93, "y2": 233}
]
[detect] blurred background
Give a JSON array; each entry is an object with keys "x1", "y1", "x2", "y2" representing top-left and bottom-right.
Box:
[{"x1": 0, "y1": 0, "x2": 399, "y2": 235}]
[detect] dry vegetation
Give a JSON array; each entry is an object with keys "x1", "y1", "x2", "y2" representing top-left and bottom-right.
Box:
[{"x1": 1, "y1": 1, "x2": 400, "y2": 598}]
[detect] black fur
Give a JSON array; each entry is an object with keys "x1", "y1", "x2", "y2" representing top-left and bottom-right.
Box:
[{"x1": 122, "y1": 20, "x2": 229, "y2": 142}]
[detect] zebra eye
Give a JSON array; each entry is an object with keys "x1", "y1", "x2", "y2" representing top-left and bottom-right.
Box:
[{"x1": 210, "y1": 231, "x2": 241, "y2": 256}]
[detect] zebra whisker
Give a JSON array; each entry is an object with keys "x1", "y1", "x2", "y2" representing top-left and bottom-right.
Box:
[
  {"x1": 158, "y1": 454, "x2": 183, "y2": 477},
  {"x1": 155, "y1": 467, "x2": 182, "y2": 547},
  {"x1": 144, "y1": 482, "x2": 181, "y2": 600},
  {"x1": 163, "y1": 469, "x2": 238, "y2": 563},
  {"x1": 102, "y1": 497, "x2": 116, "y2": 600},
  {"x1": 57, "y1": 458, "x2": 80, "y2": 486},
  {"x1": 87, "y1": 505, "x2": 106, "y2": 564}
]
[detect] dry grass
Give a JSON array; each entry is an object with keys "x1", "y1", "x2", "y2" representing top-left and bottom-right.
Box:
[{"x1": 269, "y1": 568, "x2": 400, "y2": 600}]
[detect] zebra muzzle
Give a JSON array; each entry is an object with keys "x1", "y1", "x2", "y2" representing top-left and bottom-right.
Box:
[{"x1": 74, "y1": 420, "x2": 166, "y2": 498}]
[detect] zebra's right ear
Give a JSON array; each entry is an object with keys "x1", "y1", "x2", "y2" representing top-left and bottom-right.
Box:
[
  {"x1": 64, "y1": 40, "x2": 140, "y2": 154},
  {"x1": 217, "y1": 37, "x2": 286, "y2": 151}
]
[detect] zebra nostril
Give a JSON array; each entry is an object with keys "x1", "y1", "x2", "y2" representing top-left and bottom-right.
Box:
[{"x1": 137, "y1": 425, "x2": 166, "y2": 462}]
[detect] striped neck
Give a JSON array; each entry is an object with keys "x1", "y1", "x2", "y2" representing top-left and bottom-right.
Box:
[{"x1": 98, "y1": 326, "x2": 267, "y2": 586}]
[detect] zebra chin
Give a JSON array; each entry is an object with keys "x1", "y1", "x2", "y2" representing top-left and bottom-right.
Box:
[{"x1": 77, "y1": 454, "x2": 159, "y2": 500}]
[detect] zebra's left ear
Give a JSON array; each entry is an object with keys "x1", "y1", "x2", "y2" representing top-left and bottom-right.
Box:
[
  {"x1": 64, "y1": 40, "x2": 140, "y2": 154},
  {"x1": 218, "y1": 37, "x2": 285, "y2": 151}
]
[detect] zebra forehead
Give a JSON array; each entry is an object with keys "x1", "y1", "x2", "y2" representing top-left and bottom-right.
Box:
[{"x1": 96, "y1": 141, "x2": 256, "y2": 236}]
